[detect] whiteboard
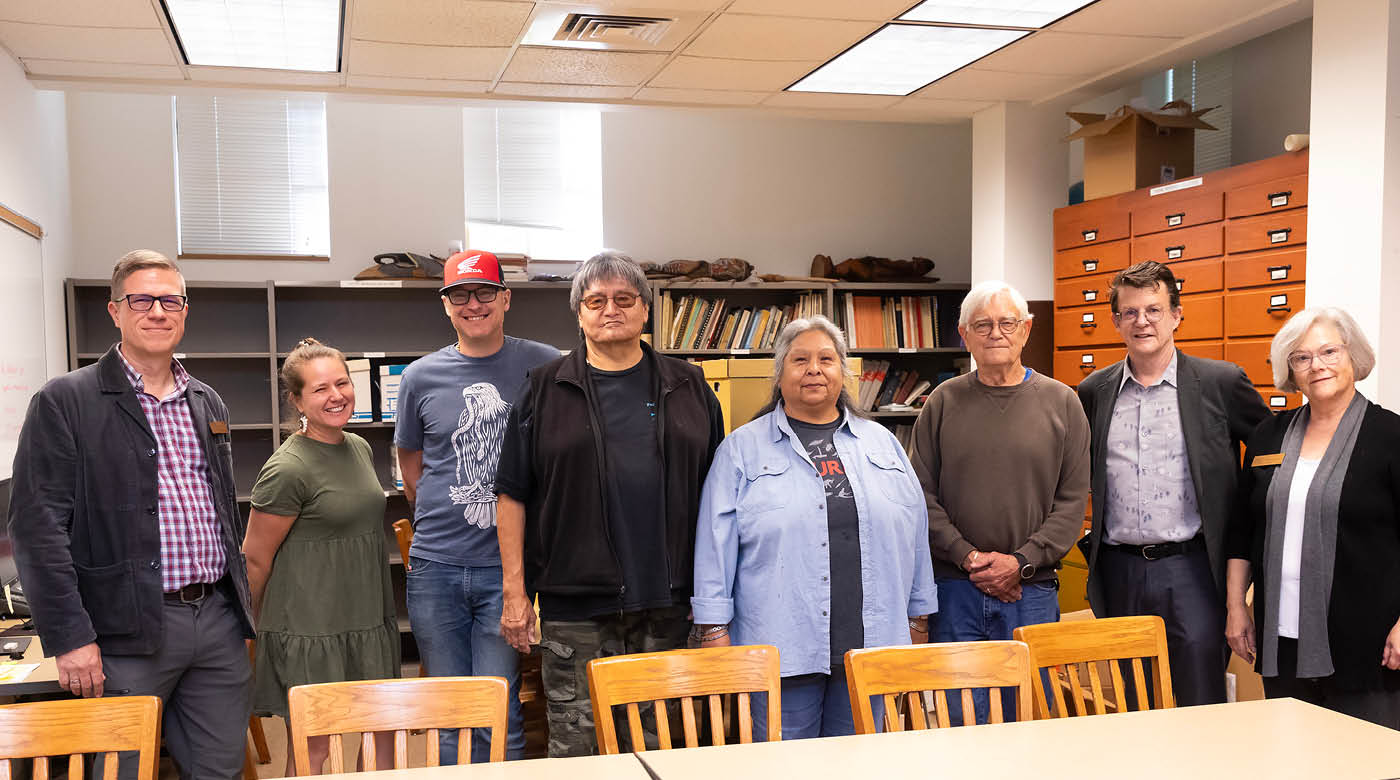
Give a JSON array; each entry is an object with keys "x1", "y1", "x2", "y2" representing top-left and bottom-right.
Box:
[{"x1": 0, "y1": 223, "x2": 45, "y2": 481}]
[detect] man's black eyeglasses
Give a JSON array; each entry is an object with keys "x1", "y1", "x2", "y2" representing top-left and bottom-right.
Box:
[
  {"x1": 445, "y1": 287, "x2": 500, "y2": 305},
  {"x1": 114, "y1": 294, "x2": 188, "y2": 312}
]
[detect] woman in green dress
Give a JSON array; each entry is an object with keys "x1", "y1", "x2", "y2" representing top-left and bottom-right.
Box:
[{"x1": 244, "y1": 338, "x2": 400, "y2": 775}]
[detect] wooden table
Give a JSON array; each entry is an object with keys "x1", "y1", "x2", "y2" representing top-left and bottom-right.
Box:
[
  {"x1": 0, "y1": 620, "x2": 60, "y2": 697},
  {"x1": 285, "y1": 753, "x2": 650, "y2": 780},
  {"x1": 635, "y1": 698, "x2": 1400, "y2": 779}
]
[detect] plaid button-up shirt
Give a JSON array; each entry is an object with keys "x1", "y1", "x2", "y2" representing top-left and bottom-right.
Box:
[{"x1": 118, "y1": 347, "x2": 227, "y2": 591}]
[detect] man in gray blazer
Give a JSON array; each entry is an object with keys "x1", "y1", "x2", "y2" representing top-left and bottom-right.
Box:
[{"x1": 1078, "y1": 261, "x2": 1268, "y2": 706}]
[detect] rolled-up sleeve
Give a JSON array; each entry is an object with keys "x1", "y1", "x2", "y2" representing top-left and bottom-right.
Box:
[{"x1": 691, "y1": 438, "x2": 742, "y2": 625}]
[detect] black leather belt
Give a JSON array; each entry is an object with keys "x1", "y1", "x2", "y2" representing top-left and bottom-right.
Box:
[
  {"x1": 164, "y1": 581, "x2": 217, "y2": 604},
  {"x1": 1105, "y1": 535, "x2": 1205, "y2": 561}
]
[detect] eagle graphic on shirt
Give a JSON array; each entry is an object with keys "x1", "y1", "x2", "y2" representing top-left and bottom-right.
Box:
[{"x1": 448, "y1": 382, "x2": 511, "y2": 529}]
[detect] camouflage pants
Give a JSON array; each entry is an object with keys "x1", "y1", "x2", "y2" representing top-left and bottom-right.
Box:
[{"x1": 538, "y1": 604, "x2": 690, "y2": 757}]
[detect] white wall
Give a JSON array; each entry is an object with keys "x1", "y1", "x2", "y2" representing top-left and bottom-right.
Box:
[
  {"x1": 602, "y1": 109, "x2": 972, "y2": 281},
  {"x1": 0, "y1": 53, "x2": 71, "y2": 378},
  {"x1": 1232, "y1": 19, "x2": 1313, "y2": 165}
]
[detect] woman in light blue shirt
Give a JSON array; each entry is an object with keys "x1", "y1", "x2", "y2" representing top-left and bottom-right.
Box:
[{"x1": 691, "y1": 315, "x2": 937, "y2": 739}]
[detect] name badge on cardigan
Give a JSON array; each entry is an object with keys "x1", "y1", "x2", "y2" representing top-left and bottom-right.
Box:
[
  {"x1": 209, "y1": 420, "x2": 229, "y2": 435},
  {"x1": 1252, "y1": 452, "x2": 1284, "y2": 467}
]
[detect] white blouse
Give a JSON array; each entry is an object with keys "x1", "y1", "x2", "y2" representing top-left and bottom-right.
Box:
[{"x1": 1279, "y1": 457, "x2": 1322, "y2": 639}]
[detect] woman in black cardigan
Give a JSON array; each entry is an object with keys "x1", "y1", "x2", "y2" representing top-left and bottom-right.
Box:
[{"x1": 1225, "y1": 307, "x2": 1400, "y2": 729}]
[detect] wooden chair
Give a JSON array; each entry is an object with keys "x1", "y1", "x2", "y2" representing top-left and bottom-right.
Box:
[
  {"x1": 0, "y1": 695, "x2": 162, "y2": 780},
  {"x1": 844, "y1": 641, "x2": 1033, "y2": 732},
  {"x1": 585, "y1": 645, "x2": 781, "y2": 753},
  {"x1": 1013, "y1": 615, "x2": 1175, "y2": 719},
  {"x1": 287, "y1": 676, "x2": 509, "y2": 773}
]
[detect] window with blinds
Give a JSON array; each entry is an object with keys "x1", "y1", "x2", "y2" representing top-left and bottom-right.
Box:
[
  {"x1": 462, "y1": 106, "x2": 602, "y2": 260},
  {"x1": 1167, "y1": 53, "x2": 1233, "y2": 175},
  {"x1": 174, "y1": 95, "x2": 331, "y2": 258}
]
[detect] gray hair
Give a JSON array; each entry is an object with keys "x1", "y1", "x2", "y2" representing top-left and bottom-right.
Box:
[
  {"x1": 569, "y1": 250, "x2": 653, "y2": 311},
  {"x1": 1270, "y1": 306, "x2": 1375, "y2": 392},
  {"x1": 958, "y1": 280, "x2": 1032, "y2": 328},
  {"x1": 756, "y1": 315, "x2": 868, "y2": 419}
]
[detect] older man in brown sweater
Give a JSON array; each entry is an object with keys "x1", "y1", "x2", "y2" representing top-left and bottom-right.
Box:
[{"x1": 910, "y1": 280, "x2": 1090, "y2": 724}]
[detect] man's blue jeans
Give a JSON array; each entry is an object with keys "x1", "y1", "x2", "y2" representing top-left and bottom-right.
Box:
[
  {"x1": 406, "y1": 559, "x2": 524, "y2": 762},
  {"x1": 931, "y1": 577, "x2": 1059, "y2": 725}
]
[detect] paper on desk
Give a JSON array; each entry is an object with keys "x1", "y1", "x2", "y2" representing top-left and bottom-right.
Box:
[{"x1": 0, "y1": 663, "x2": 38, "y2": 683}]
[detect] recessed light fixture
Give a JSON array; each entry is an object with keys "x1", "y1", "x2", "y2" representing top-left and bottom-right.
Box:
[
  {"x1": 899, "y1": 0, "x2": 1096, "y2": 29},
  {"x1": 163, "y1": 0, "x2": 342, "y2": 72},
  {"x1": 788, "y1": 24, "x2": 1026, "y2": 96}
]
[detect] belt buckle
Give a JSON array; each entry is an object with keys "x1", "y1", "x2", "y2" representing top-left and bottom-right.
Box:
[
  {"x1": 1141, "y1": 544, "x2": 1165, "y2": 561},
  {"x1": 179, "y1": 584, "x2": 207, "y2": 604}
]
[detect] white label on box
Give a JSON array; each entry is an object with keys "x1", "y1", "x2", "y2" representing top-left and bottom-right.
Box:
[
  {"x1": 1081, "y1": 354, "x2": 1094, "y2": 364},
  {"x1": 1271, "y1": 294, "x2": 1288, "y2": 306},
  {"x1": 1270, "y1": 396, "x2": 1287, "y2": 408},
  {"x1": 362, "y1": 351, "x2": 385, "y2": 358},
  {"x1": 1082, "y1": 313, "x2": 1095, "y2": 323},
  {"x1": 1083, "y1": 261, "x2": 1098, "y2": 272},
  {"x1": 1270, "y1": 268, "x2": 1288, "y2": 280},
  {"x1": 898, "y1": 347, "x2": 916, "y2": 354},
  {"x1": 173, "y1": 352, "x2": 187, "y2": 359},
  {"x1": 1150, "y1": 177, "x2": 1204, "y2": 197},
  {"x1": 1270, "y1": 230, "x2": 1288, "y2": 244},
  {"x1": 1083, "y1": 291, "x2": 1097, "y2": 302},
  {"x1": 1167, "y1": 247, "x2": 1183, "y2": 260},
  {"x1": 731, "y1": 348, "x2": 750, "y2": 355},
  {"x1": 340, "y1": 279, "x2": 402, "y2": 288},
  {"x1": 1271, "y1": 194, "x2": 1289, "y2": 207},
  {"x1": 1167, "y1": 214, "x2": 1183, "y2": 227},
  {"x1": 1083, "y1": 230, "x2": 1097, "y2": 242}
]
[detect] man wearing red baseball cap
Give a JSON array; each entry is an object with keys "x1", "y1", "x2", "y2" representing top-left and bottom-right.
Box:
[{"x1": 394, "y1": 250, "x2": 559, "y2": 763}]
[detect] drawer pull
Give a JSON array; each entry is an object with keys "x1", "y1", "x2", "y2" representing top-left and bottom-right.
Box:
[
  {"x1": 1268, "y1": 190, "x2": 1292, "y2": 208},
  {"x1": 1082, "y1": 229, "x2": 1098, "y2": 241},
  {"x1": 1267, "y1": 305, "x2": 1292, "y2": 314},
  {"x1": 1082, "y1": 289, "x2": 1097, "y2": 302},
  {"x1": 1166, "y1": 245, "x2": 1184, "y2": 260},
  {"x1": 1267, "y1": 264, "x2": 1292, "y2": 281},
  {"x1": 1268, "y1": 228, "x2": 1292, "y2": 244},
  {"x1": 1080, "y1": 363, "x2": 1095, "y2": 371},
  {"x1": 1082, "y1": 259, "x2": 1098, "y2": 272},
  {"x1": 1080, "y1": 322, "x2": 1098, "y2": 329},
  {"x1": 1166, "y1": 213, "x2": 1184, "y2": 227}
]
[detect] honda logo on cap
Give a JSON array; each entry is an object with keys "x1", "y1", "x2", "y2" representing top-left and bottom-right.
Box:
[{"x1": 457, "y1": 254, "x2": 483, "y2": 274}]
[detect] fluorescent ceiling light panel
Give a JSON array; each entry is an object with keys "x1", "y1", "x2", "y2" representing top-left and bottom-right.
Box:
[
  {"x1": 789, "y1": 24, "x2": 1025, "y2": 96},
  {"x1": 899, "y1": 0, "x2": 1096, "y2": 29},
  {"x1": 165, "y1": 0, "x2": 341, "y2": 71}
]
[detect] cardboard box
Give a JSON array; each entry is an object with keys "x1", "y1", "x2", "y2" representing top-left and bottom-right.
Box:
[
  {"x1": 701, "y1": 357, "x2": 861, "y2": 435},
  {"x1": 1067, "y1": 100, "x2": 1217, "y2": 200}
]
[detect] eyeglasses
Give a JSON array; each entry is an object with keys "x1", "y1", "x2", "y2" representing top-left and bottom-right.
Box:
[
  {"x1": 114, "y1": 293, "x2": 188, "y2": 312},
  {"x1": 969, "y1": 318, "x2": 1025, "y2": 337},
  {"x1": 445, "y1": 287, "x2": 500, "y2": 305},
  {"x1": 1287, "y1": 343, "x2": 1347, "y2": 372},
  {"x1": 582, "y1": 292, "x2": 640, "y2": 311},
  {"x1": 1114, "y1": 306, "x2": 1168, "y2": 323}
]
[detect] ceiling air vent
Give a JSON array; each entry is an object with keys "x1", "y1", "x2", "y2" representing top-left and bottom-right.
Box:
[
  {"x1": 556, "y1": 14, "x2": 673, "y2": 47},
  {"x1": 521, "y1": 5, "x2": 702, "y2": 52}
]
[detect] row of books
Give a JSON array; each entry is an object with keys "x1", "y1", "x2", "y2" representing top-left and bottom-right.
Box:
[
  {"x1": 838, "y1": 294, "x2": 944, "y2": 350},
  {"x1": 855, "y1": 360, "x2": 934, "y2": 411},
  {"x1": 659, "y1": 292, "x2": 824, "y2": 352}
]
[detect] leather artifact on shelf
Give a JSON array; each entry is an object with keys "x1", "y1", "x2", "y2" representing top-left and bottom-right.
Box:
[
  {"x1": 353, "y1": 252, "x2": 446, "y2": 281},
  {"x1": 810, "y1": 254, "x2": 938, "y2": 282},
  {"x1": 642, "y1": 257, "x2": 753, "y2": 282}
]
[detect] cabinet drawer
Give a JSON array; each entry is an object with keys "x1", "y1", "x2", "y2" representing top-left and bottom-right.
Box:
[
  {"x1": 1054, "y1": 207, "x2": 1130, "y2": 251},
  {"x1": 1224, "y1": 248, "x2": 1306, "y2": 289},
  {"x1": 1055, "y1": 305, "x2": 1118, "y2": 347},
  {"x1": 1225, "y1": 338, "x2": 1276, "y2": 386},
  {"x1": 1178, "y1": 340, "x2": 1224, "y2": 361},
  {"x1": 1176, "y1": 293, "x2": 1223, "y2": 342},
  {"x1": 1225, "y1": 286, "x2": 1305, "y2": 338},
  {"x1": 1169, "y1": 258, "x2": 1223, "y2": 296},
  {"x1": 1054, "y1": 270, "x2": 1117, "y2": 309},
  {"x1": 1054, "y1": 240, "x2": 1130, "y2": 280},
  {"x1": 1225, "y1": 210, "x2": 1308, "y2": 254},
  {"x1": 1054, "y1": 346, "x2": 1126, "y2": 386},
  {"x1": 1225, "y1": 174, "x2": 1308, "y2": 219},
  {"x1": 1258, "y1": 385, "x2": 1303, "y2": 412},
  {"x1": 1131, "y1": 222, "x2": 1223, "y2": 264},
  {"x1": 1132, "y1": 191, "x2": 1223, "y2": 236}
]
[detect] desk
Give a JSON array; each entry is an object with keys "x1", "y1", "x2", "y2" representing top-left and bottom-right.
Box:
[
  {"x1": 0, "y1": 620, "x2": 59, "y2": 697},
  {"x1": 635, "y1": 699, "x2": 1400, "y2": 779},
  {"x1": 292, "y1": 753, "x2": 649, "y2": 780}
]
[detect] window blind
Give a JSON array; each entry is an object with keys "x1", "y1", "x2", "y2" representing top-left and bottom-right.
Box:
[
  {"x1": 463, "y1": 107, "x2": 565, "y2": 230},
  {"x1": 175, "y1": 95, "x2": 330, "y2": 257},
  {"x1": 1190, "y1": 53, "x2": 1233, "y2": 174}
]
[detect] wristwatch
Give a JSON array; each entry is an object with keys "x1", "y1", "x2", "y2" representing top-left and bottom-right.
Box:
[{"x1": 1013, "y1": 552, "x2": 1036, "y2": 580}]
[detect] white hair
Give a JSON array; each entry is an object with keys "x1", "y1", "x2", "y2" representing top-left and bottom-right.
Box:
[
  {"x1": 1270, "y1": 306, "x2": 1375, "y2": 392},
  {"x1": 958, "y1": 280, "x2": 1033, "y2": 328},
  {"x1": 756, "y1": 315, "x2": 866, "y2": 418},
  {"x1": 569, "y1": 250, "x2": 652, "y2": 311}
]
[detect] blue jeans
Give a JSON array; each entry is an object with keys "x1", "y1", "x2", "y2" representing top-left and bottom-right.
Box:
[
  {"x1": 931, "y1": 577, "x2": 1059, "y2": 725},
  {"x1": 750, "y1": 665, "x2": 880, "y2": 740},
  {"x1": 406, "y1": 559, "x2": 524, "y2": 763}
]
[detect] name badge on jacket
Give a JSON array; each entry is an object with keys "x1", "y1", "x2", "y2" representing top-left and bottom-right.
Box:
[
  {"x1": 209, "y1": 420, "x2": 229, "y2": 435},
  {"x1": 1251, "y1": 453, "x2": 1284, "y2": 467}
]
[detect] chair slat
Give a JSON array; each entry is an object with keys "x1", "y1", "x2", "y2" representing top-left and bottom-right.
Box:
[
  {"x1": 1067, "y1": 662, "x2": 1088, "y2": 717},
  {"x1": 654, "y1": 699, "x2": 673, "y2": 750},
  {"x1": 1132, "y1": 657, "x2": 1150, "y2": 710},
  {"x1": 100, "y1": 753, "x2": 118, "y2": 780},
  {"x1": 933, "y1": 690, "x2": 951, "y2": 728},
  {"x1": 680, "y1": 696, "x2": 699, "y2": 747},
  {"x1": 1048, "y1": 665, "x2": 1070, "y2": 719},
  {"x1": 1015, "y1": 615, "x2": 1175, "y2": 719},
  {"x1": 959, "y1": 689, "x2": 976, "y2": 726},
  {"x1": 882, "y1": 693, "x2": 901, "y2": 732},
  {"x1": 1086, "y1": 660, "x2": 1107, "y2": 715},
  {"x1": 736, "y1": 693, "x2": 752, "y2": 744},
  {"x1": 708, "y1": 695, "x2": 724, "y2": 746},
  {"x1": 394, "y1": 730, "x2": 409, "y2": 769},
  {"x1": 907, "y1": 692, "x2": 928, "y2": 730},
  {"x1": 989, "y1": 687, "x2": 1004, "y2": 724},
  {"x1": 66, "y1": 753, "x2": 83, "y2": 780},
  {"x1": 1108, "y1": 661, "x2": 1128, "y2": 713},
  {"x1": 0, "y1": 758, "x2": 10, "y2": 780},
  {"x1": 327, "y1": 734, "x2": 344, "y2": 774},
  {"x1": 626, "y1": 703, "x2": 646, "y2": 753},
  {"x1": 459, "y1": 729, "x2": 471, "y2": 763},
  {"x1": 360, "y1": 732, "x2": 375, "y2": 768},
  {"x1": 426, "y1": 728, "x2": 440, "y2": 767},
  {"x1": 34, "y1": 757, "x2": 48, "y2": 779}
]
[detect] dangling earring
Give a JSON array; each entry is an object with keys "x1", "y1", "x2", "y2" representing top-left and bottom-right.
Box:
[{"x1": 300, "y1": 415, "x2": 308, "y2": 433}]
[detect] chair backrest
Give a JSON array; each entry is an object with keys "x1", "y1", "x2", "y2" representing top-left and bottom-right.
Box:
[
  {"x1": 0, "y1": 695, "x2": 161, "y2": 780},
  {"x1": 844, "y1": 641, "x2": 1033, "y2": 732},
  {"x1": 1013, "y1": 615, "x2": 1175, "y2": 719},
  {"x1": 287, "y1": 676, "x2": 508, "y2": 773},
  {"x1": 585, "y1": 645, "x2": 781, "y2": 753},
  {"x1": 391, "y1": 519, "x2": 413, "y2": 569}
]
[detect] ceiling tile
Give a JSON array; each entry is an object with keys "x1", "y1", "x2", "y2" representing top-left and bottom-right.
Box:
[
  {"x1": 761, "y1": 91, "x2": 901, "y2": 110},
  {"x1": 351, "y1": 0, "x2": 531, "y2": 47},
  {"x1": 885, "y1": 97, "x2": 994, "y2": 119},
  {"x1": 971, "y1": 30, "x2": 1179, "y2": 76},
  {"x1": 725, "y1": 0, "x2": 917, "y2": 20},
  {"x1": 0, "y1": 23, "x2": 177, "y2": 64},
  {"x1": 1052, "y1": 0, "x2": 1278, "y2": 37},
  {"x1": 531, "y1": 0, "x2": 731, "y2": 10},
  {"x1": 0, "y1": 0, "x2": 161, "y2": 28},
  {"x1": 501, "y1": 48, "x2": 667, "y2": 86},
  {"x1": 348, "y1": 40, "x2": 510, "y2": 80},
  {"x1": 187, "y1": 67, "x2": 343, "y2": 86},
  {"x1": 683, "y1": 14, "x2": 874, "y2": 61},
  {"x1": 634, "y1": 86, "x2": 769, "y2": 105},
  {"x1": 22, "y1": 59, "x2": 184, "y2": 79},
  {"x1": 649, "y1": 56, "x2": 815, "y2": 91},
  {"x1": 911, "y1": 67, "x2": 1082, "y2": 101},
  {"x1": 347, "y1": 75, "x2": 491, "y2": 93},
  {"x1": 494, "y1": 82, "x2": 635, "y2": 98}
]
